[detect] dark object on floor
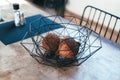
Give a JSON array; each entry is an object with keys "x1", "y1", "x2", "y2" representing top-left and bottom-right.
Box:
[
  {"x1": 33, "y1": 0, "x2": 45, "y2": 6},
  {"x1": 44, "y1": 0, "x2": 68, "y2": 17},
  {"x1": 33, "y1": 0, "x2": 68, "y2": 17}
]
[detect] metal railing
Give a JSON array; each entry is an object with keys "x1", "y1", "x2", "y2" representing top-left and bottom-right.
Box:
[{"x1": 80, "y1": 5, "x2": 120, "y2": 44}]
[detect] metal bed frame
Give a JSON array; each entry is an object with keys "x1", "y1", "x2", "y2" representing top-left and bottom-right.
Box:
[{"x1": 80, "y1": 5, "x2": 120, "y2": 44}]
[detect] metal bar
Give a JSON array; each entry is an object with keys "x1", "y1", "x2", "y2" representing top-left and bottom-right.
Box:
[
  {"x1": 110, "y1": 18, "x2": 118, "y2": 40},
  {"x1": 104, "y1": 16, "x2": 112, "y2": 37},
  {"x1": 86, "y1": 5, "x2": 120, "y2": 19},
  {"x1": 90, "y1": 9, "x2": 97, "y2": 29},
  {"x1": 99, "y1": 14, "x2": 106, "y2": 34},
  {"x1": 31, "y1": 37, "x2": 44, "y2": 56},
  {"x1": 81, "y1": 5, "x2": 120, "y2": 44},
  {"x1": 115, "y1": 29, "x2": 120, "y2": 43},
  {"x1": 94, "y1": 11, "x2": 101, "y2": 31},
  {"x1": 80, "y1": 6, "x2": 87, "y2": 25},
  {"x1": 77, "y1": 46, "x2": 102, "y2": 66},
  {"x1": 86, "y1": 7, "x2": 92, "y2": 27}
]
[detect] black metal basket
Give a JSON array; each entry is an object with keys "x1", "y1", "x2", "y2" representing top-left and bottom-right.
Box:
[{"x1": 21, "y1": 15, "x2": 102, "y2": 67}]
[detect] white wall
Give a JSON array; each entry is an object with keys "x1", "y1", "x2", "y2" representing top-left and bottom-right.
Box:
[{"x1": 66, "y1": 0, "x2": 120, "y2": 17}]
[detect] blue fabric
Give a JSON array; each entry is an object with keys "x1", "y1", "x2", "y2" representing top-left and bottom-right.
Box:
[{"x1": 0, "y1": 14, "x2": 62, "y2": 45}]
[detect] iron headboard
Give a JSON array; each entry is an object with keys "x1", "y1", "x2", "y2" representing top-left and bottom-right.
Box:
[{"x1": 80, "y1": 5, "x2": 120, "y2": 44}]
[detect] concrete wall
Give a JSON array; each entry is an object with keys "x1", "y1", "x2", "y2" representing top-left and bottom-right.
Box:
[{"x1": 66, "y1": 0, "x2": 120, "y2": 17}]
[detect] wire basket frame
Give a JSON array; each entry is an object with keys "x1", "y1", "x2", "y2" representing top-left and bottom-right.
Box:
[{"x1": 21, "y1": 15, "x2": 102, "y2": 67}]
